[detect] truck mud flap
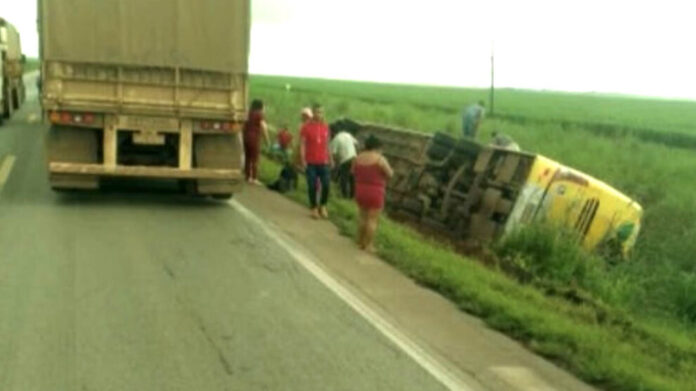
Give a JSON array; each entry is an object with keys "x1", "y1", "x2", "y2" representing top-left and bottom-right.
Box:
[
  {"x1": 47, "y1": 125, "x2": 99, "y2": 190},
  {"x1": 194, "y1": 134, "x2": 243, "y2": 197}
]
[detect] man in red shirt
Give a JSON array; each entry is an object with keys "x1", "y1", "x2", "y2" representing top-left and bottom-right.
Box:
[{"x1": 300, "y1": 104, "x2": 333, "y2": 219}]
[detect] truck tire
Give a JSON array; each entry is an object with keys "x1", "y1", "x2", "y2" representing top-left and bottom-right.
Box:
[
  {"x1": 330, "y1": 118, "x2": 362, "y2": 135},
  {"x1": 47, "y1": 125, "x2": 99, "y2": 190},
  {"x1": 11, "y1": 89, "x2": 20, "y2": 111}
]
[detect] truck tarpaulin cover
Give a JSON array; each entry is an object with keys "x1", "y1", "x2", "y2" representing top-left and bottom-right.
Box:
[
  {"x1": 41, "y1": 0, "x2": 250, "y2": 73},
  {"x1": 0, "y1": 19, "x2": 23, "y2": 60}
]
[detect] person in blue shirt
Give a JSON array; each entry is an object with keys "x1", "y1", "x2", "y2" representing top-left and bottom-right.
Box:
[{"x1": 462, "y1": 101, "x2": 486, "y2": 139}]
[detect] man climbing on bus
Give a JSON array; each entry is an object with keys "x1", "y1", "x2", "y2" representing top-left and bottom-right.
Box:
[{"x1": 462, "y1": 100, "x2": 486, "y2": 139}]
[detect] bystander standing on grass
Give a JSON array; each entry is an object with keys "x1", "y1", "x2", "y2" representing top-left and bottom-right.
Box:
[
  {"x1": 330, "y1": 128, "x2": 359, "y2": 198},
  {"x1": 292, "y1": 108, "x2": 313, "y2": 170},
  {"x1": 300, "y1": 104, "x2": 333, "y2": 219},
  {"x1": 353, "y1": 135, "x2": 394, "y2": 252}
]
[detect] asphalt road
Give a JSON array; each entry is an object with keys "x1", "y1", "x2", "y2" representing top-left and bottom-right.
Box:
[{"x1": 0, "y1": 78, "x2": 447, "y2": 390}]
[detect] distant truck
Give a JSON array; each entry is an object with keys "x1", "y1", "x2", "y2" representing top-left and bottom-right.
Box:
[
  {"x1": 332, "y1": 119, "x2": 643, "y2": 257},
  {"x1": 38, "y1": 0, "x2": 250, "y2": 197},
  {"x1": 0, "y1": 17, "x2": 26, "y2": 122}
]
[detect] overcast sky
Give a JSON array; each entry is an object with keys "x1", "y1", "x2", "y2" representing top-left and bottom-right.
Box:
[{"x1": 3, "y1": 0, "x2": 695, "y2": 99}]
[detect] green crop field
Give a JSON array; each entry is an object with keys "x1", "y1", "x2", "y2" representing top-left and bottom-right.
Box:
[
  {"x1": 249, "y1": 75, "x2": 696, "y2": 391},
  {"x1": 254, "y1": 75, "x2": 696, "y2": 149}
]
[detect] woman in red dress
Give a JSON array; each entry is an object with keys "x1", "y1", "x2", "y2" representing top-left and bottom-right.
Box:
[
  {"x1": 243, "y1": 99, "x2": 269, "y2": 185},
  {"x1": 352, "y1": 135, "x2": 394, "y2": 252}
]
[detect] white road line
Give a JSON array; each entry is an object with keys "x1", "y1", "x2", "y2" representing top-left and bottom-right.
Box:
[
  {"x1": 228, "y1": 199, "x2": 475, "y2": 391},
  {"x1": 0, "y1": 155, "x2": 17, "y2": 191}
]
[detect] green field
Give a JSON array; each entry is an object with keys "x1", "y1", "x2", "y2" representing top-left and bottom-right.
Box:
[
  {"x1": 249, "y1": 75, "x2": 696, "y2": 391},
  {"x1": 253, "y1": 76, "x2": 696, "y2": 147}
]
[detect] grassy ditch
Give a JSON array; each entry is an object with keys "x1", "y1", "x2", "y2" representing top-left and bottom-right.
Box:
[
  {"x1": 250, "y1": 77, "x2": 696, "y2": 327},
  {"x1": 249, "y1": 74, "x2": 696, "y2": 389},
  {"x1": 257, "y1": 157, "x2": 696, "y2": 391}
]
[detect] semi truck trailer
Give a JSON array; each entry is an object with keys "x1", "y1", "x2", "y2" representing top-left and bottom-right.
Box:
[
  {"x1": 39, "y1": 0, "x2": 250, "y2": 197},
  {"x1": 0, "y1": 17, "x2": 25, "y2": 122}
]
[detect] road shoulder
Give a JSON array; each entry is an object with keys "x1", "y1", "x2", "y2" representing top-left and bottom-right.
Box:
[{"x1": 236, "y1": 186, "x2": 596, "y2": 391}]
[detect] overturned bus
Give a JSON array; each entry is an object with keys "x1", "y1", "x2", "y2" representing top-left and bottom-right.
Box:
[{"x1": 331, "y1": 119, "x2": 642, "y2": 257}]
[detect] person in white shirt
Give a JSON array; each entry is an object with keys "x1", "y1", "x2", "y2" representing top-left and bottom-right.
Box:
[{"x1": 330, "y1": 130, "x2": 359, "y2": 198}]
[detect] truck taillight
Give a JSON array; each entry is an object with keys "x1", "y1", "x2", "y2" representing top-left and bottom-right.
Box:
[
  {"x1": 197, "y1": 120, "x2": 238, "y2": 132},
  {"x1": 50, "y1": 111, "x2": 97, "y2": 125}
]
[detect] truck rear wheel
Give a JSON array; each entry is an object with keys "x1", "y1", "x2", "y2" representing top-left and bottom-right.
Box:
[
  {"x1": 47, "y1": 125, "x2": 99, "y2": 191},
  {"x1": 11, "y1": 89, "x2": 20, "y2": 111}
]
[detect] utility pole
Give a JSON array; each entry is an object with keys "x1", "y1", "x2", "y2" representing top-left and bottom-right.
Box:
[{"x1": 489, "y1": 42, "x2": 495, "y2": 116}]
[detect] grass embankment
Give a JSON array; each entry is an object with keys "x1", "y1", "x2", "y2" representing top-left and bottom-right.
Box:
[
  {"x1": 251, "y1": 76, "x2": 696, "y2": 324},
  {"x1": 249, "y1": 76, "x2": 696, "y2": 390},
  {"x1": 257, "y1": 158, "x2": 696, "y2": 391}
]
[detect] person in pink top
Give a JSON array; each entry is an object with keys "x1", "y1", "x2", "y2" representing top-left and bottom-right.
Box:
[
  {"x1": 352, "y1": 135, "x2": 394, "y2": 252},
  {"x1": 300, "y1": 104, "x2": 334, "y2": 219}
]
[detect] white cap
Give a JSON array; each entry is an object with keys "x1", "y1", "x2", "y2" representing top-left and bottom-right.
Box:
[{"x1": 301, "y1": 108, "x2": 313, "y2": 118}]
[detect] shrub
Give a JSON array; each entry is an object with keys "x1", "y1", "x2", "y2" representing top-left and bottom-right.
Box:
[{"x1": 494, "y1": 224, "x2": 604, "y2": 289}]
